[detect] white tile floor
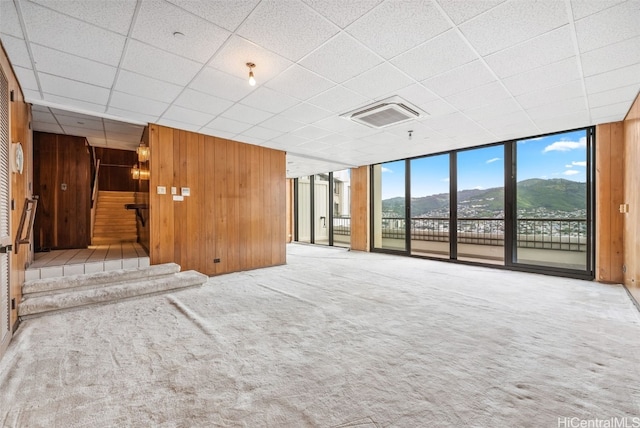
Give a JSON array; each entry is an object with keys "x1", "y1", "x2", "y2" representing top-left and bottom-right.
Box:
[{"x1": 26, "y1": 243, "x2": 149, "y2": 281}]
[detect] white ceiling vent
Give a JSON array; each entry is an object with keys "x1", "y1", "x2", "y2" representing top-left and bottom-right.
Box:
[{"x1": 341, "y1": 96, "x2": 426, "y2": 129}]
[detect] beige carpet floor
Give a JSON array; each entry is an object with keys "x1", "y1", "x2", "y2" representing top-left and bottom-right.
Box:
[{"x1": 1, "y1": 244, "x2": 639, "y2": 427}]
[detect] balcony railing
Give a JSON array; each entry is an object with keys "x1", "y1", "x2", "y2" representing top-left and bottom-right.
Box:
[{"x1": 333, "y1": 216, "x2": 587, "y2": 252}]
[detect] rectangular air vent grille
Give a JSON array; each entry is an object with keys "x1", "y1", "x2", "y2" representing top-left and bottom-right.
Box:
[{"x1": 341, "y1": 96, "x2": 426, "y2": 129}]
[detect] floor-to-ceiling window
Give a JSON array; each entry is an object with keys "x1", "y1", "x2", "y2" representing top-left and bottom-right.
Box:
[
  {"x1": 372, "y1": 160, "x2": 407, "y2": 253},
  {"x1": 512, "y1": 129, "x2": 592, "y2": 271},
  {"x1": 410, "y1": 154, "x2": 450, "y2": 259},
  {"x1": 456, "y1": 145, "x2": 505, "y2": 264},
  {"x1": 370, "y1": 127, "x2": 595, "y2": 279},
  {"x1": 295, "y1": 170, "x2": 352, "y2": 247},
  {"x1": 332, "y1": 169, "x2": 351, "y2": 248}
]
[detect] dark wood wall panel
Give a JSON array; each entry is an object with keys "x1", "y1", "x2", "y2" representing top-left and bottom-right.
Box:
[
  {"x1": 94, "y1": 147, "x2": 138, "y2": 191},
  {"x1": 595, "y1": 123, "x2": 624, "y2": 283},
  {"x1": 148, "y1": 125, "x2": 286, "y2": 275},
  {"x1": 350, "y1": 166, "x2": 369, "y2": 251},
  {"x1": 33, "y1": 132, "x2": 91, "y2": 250}
]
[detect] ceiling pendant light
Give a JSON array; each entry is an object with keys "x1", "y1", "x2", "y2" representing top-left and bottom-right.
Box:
[{"x1": 246, "y1": 62, "x2": 256, "y2": 86}]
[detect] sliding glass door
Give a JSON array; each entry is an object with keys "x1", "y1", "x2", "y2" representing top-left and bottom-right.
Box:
[{"x1": 372, "y1": 160, "x2": 407, "y2": 253}]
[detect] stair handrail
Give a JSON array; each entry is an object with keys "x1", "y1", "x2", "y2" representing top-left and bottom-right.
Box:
[
  {"x1": 14, "y1": 196, "x2": 39, "y2": 253},
  {"x1": 90, "y1": 159, "x2": 100, "y2": 240}
]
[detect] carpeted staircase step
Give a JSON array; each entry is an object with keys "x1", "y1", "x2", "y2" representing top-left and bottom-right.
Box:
[
  {"x1": 19, "y1": 270, "x2": 208, "y2": 318},
  {"x1": 23, "y1": 263, "x2": 181, "y2": 297}
]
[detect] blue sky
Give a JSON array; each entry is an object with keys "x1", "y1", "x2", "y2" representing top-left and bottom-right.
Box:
[{"x1": 380, "y1": 129, "x2": 587, "y2": 199}]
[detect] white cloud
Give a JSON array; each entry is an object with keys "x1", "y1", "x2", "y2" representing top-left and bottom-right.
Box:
[
  {"x1": 565, "y1": 164, "x2": 573, "y2": 168},
  {"x1": 563, "y1": 170, "x2": 580, "y2": 176},
  {"x1": 543, "y1": 136, "x2": 586, "y2": 153},
  {"x1": 442, "y1": 178, "x2": 449, "y2": 182},
  {"x1": 486, "y1": 157, "x2": 501, "y2": 164},
  {"x1": 571, "y1": 160, "x2": 587, "y2": 167},
  {"x1": 381, "y1": 167, "x2": 392, "y2": 173}
]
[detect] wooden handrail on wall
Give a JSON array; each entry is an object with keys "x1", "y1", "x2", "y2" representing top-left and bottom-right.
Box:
[{"x1": 14, "y1": 196, "x2": 38, "y2": 252}]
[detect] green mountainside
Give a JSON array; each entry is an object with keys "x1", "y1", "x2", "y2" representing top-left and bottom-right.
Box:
[{"x1": 382, "y1": 178, "x2": 586, "y2": 216}]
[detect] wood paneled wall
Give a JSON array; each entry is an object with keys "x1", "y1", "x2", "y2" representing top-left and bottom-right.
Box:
[
  {"x1": 148, "y1": 125, "x2": 286, "y2": 275},
  {"x1": 595, "y1": 122, "x2": 625, "y2": 283},
  {"x1": 623, "y1": 93, "x2": 640, "y2": 304},
  {"x1": 1, "y1": 42, "x2": 33, "y2": 354},
  {"x1": 33, "y1": 132, "x2": 91, "y2": 250},
  {"x1": 94, "y1": 147, "x2": 138, "y2": 192},
  {"x1": 350, "y1": 165, "x2": 369, "y2": 252},
  {"x1": 286, "y1": 178, "x2": 293, "y2": 243}
]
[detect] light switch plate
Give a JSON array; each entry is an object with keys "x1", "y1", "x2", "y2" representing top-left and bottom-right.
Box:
[
  {"x1": 171, "y1": 187, "x2": 177, "y2": 195},
  {"x1": 157, "y1": 186, "x2": 166, "y2": 195},
  {"x1": 181, "y1": 187, "x2": 190, "y2": 196}
]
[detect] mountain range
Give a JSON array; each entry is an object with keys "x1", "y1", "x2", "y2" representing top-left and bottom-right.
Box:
[{"x1": 382, "y1": 178, "x2": 586, "y2": 216}]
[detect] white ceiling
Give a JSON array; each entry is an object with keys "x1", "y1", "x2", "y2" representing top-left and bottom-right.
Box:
[{"x1": 1, "y1": 0, "x2": 639, "y2": 177}]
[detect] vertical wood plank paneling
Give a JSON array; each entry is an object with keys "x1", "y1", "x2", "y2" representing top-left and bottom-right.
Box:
[
  {"x1": 623, "y1": 93, "x2": 640, "y2": 304},
  {"x1": 148, "y1": 125, "x2": 285, "y2": 275},
  {"x1": 350, "y1": 165, "x2": 369, "y2": 251}
]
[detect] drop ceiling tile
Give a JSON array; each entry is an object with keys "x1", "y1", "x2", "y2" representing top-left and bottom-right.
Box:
[
  {"x1": 575, "y1": 1, "x2": 640, "y2": 53},
  {"x1": 235, "y1": 135, "x2": 266, "y2": 146},
  {"x1": 32, "y1": 109, "x2": 57, "y2": 124},
  {"x1": 33, "y1": 122, "x2": 64, "y2": 134},
  {"x1": 258, "y1": 116, "x2": 305, "y2": 133},
  {"x1": 385, "y1": 84, "x2": 441, "y2": 109},
  {"x1": 581, "y1": 35, "x2": 640, "y2": 77},
  {"x1": 463, "y1": 98, "x2": 522, "y2": 122},
  {"x1": 343, "y1": 62, "x2": 414, "y2": 99},
  {"x1": 209, "y1": 35, "x2": 293, "y2": 83},
  {"x1": 221, "y1": 104, "x2": 274, "y2": 125},
  {"x1": 0, "y1": 1, "x2": 24, "y2": 38},
  {"x1": 437, "y1": 0, "x2": 505, "y2": 25},
  {"x1": 534, "y1": 109, "x2": 591, "y2": 133},
  {"x1": 347, "y1": 0, "x2": 451, "y2": 60},
  {"x1": 280, "y1": 102, "x2": 333, "y2": 123},
  {"x1": 265, "y1": 65, "x2": 334, "y2": 100},
  {"x1": 299, "y1": 32, "x2": 382, "y2": 83},
  {"x1": 303, "y1": 0, "x2": 383, "y2": 28},
  {"x1": 122, "y1": 40, "x2": 203, "y2": 86},
  {"x1": 240, "y1": 87, "x2": 300, "y2": 114},
  {"x1": 526, "y1": 97, "x2": 587, "y2": 121},
  {"x1": 584, "y1": 63, "x2": 640, "y2": 94},
  {"x1": 55, "y1": 113, "x2": 103, "y2": 129},
  {"x1": 241, "y1": 126, "x2": 284, "y2": 140},
  {"x1": 104, "y1": 120, "x2": 144, "y2": 135},
  {"x1": 189, "y1": 67, "x2": 254, "y2": 102},
  {"x1": 570, "y1": 0, "x2": 626, "y2": 20},
  {"x1": 31, "y1": 44, "x2": 117, "y2": 87},
  {"x1": 162, "y1": 105, "x2": 215, "y2": 127},
  {"x1": 13, "y1": 66, "x2": 38, "y2": 91},
  {"x1": 444, "y1": 81, "x2": 511, "y2": 111},
  {"x1": 291, "y1": 125, "x2": 332, "y2": 140},
  {"x1": 60, "y1": 125, "x2": 103, "y2": 138},
  {"x1": 132, "y1": 0, "x2": 230, "y2": 63},
  {"x1": 315, "y1": 132, "x2": 352, "y2": 145},
  {"x1": 476, "y1": 110, "x2": 532, "y2": 130},
  {"x1": 236, "y1": 0, "x2": 338, "y2": 61},
  {"x1": 307, "y1": 86, "x2": 371, "y2": 114},
  {"x1": 21, "y1": 1, "x2": 126, "y2": 65},
  {"x1": 392, "y1": 30, "x2": 477, "y2": 81},
  {"x1": 200, "y1": 128, "x2": 238, "y2": 140},
  {"x1": 485, "y1": 25, "x2": 576, "y2": 79},
  {"x1": 156, "y1": 118, "x2": 202, "y2": 133},
  {"x1": 314, "y1": 116, "x2": 365, "y2": 133},
  {"x1": 29, "y1": 0, "x2": 137, "y2": 34},
  {"x1": 423, "y1": 60, "x2": 496, "y2": 98},
  {"x1": 109, "y1": 91, "x2": 170, "y2": 117},
  {"x1": 86, "y1": 136, "x2": 107, "y2": 147},
  {"x1": 206, "y1": 117, "x2": 254, "y2": 134},
  {"x1": 39, "y1": 74, "x2": 110, "y2": 105},
  {"x1": 516, "y1": 80, "x2": 585, "y2": 109},
  {"x1": 1, "y1": 35, "x2": 32, "y2": 68},
  {"x1": 271, "y1": 133, "x2": 311, "y2": 146},
  {"x1": 502, "y1": 57, "x2": 581, "y2": 96},
  {"x1": 173, "y1": 89, "x2": 234, "y2": 116},
  {"x1": 167, "y1": 0, "x2": 260, "y2": 32},
  {"x1": 419, "y1": 98, "x2": 458, "y2": 117},
  {"x1": 41, "y1": 94, "x2": 106, "y2": 114},
  {"x1": 588, "y1": 83, "x2": 640, "y2": 108},
  {"x1": 461, "y1": 0, "x2": 568, "y2": 55},
  {"x1": 114, "y1": 70, "x2": 183, "y2": 104},
  {"x1": 107, "y1": 107, "x2": 159, "y2": 124}
]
